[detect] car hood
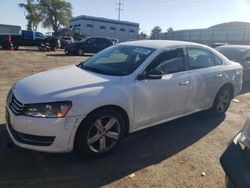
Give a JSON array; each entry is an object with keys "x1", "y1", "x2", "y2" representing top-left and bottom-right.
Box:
[{"x1": 13, "y1": 65, "x2": 122, "y2": 104}]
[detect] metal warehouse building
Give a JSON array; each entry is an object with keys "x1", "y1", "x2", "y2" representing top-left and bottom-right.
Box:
[
  {"x1": 162, "y1": 22, "x2": 250, "y2": 46},
  {"x1": 69, "y1": 15, "x2": 139, "y2": 42}
]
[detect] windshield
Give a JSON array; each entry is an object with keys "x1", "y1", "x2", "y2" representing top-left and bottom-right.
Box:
[
  {"x1": 79, "y1": 38, "x2": 87, "y2": 43},
  {"x1": 78, "y1": 45, "x2": 155, "y2": 76},
  {"x1": 216, "y1": 47, "x2": 246, "y2": 60}
]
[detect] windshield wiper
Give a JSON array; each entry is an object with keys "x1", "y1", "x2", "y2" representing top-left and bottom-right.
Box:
[{"x1": 82, "y1": 65, "x2": 105, "y2": 74}]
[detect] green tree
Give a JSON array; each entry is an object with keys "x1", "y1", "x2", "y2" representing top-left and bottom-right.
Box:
[
  {"x1": 151, "y1": 26, "x2": 162, "y2": 39},
  {"x1": 19, "y1": 0, "x2": 41, "y2": 31},
  {"x1": 138, "y1": 32, "x2": 147, "y2": 40},
  {"x1": 167, "y1": 27, "x2": 174, "y2": 33},
  {"x1": 38, "y1": 0, "x2": 72, "y2": 35}
]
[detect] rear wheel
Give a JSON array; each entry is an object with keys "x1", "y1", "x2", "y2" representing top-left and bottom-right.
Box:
[
  {"x1": 75, "y1": 108, "x2": 125, "y2": 158},
  {"x1": 210, "y1": 86, "x2": 233, "y2": 115}
]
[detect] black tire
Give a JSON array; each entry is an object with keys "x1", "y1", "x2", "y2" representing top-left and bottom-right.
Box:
[
  {"x1": 77, "y1": 48, "x2": 84, "y2": 56},
  {"x1": 74, "y1": 108, "x2": 126, "y2": 158},
  {"x1": 13, "y1": 45, "x2": 19, "y2": 50},
  {"x1": 210, "y1": 86, "x2": 233, "y2": 116}
]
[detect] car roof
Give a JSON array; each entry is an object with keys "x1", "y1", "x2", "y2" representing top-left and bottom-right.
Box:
[
  {"x1": 87, "y1": 37, "x2": 111, "y2": 40},
  {"x1": 119, "y1": 40, "x2": 206, "y2": 49},
  {"x1": 216, "y1": 45, "x2": 250, "y2": 50}
]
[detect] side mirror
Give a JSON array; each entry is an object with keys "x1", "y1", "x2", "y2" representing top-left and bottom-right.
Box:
[{"x1": 138, "y1": 69, "x2": 163, "y2": 80}]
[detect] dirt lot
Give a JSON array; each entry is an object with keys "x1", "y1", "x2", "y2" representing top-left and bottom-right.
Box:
[{"x1": 0, "y1": 49, "x2": 249, "y2": 188}]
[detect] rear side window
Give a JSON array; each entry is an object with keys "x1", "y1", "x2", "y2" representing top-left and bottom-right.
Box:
[
  {"x1": 96, "y1": 38, "x2": 111, "y2": 45},
  {"x1": 214, "y1": 55, "x2": 223, "y2": 65},
  {"x1": 146, "y1": 48, "x2": 185, "y2": 74},
  {"x1": 187, "y1": 48, "x2": 215, "y2": 69},
  {"x1": 86, "y1": 38, "x2": 96, "y2": 44}
]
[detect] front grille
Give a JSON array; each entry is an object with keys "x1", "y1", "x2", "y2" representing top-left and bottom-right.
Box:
[{"x1": 8, "y1": 91, "x2": 25, "y2": 115}]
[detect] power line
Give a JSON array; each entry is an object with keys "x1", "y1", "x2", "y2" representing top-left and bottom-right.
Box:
[{"x1": 116, "y1": 0, "x2": 123, "y2": 20}]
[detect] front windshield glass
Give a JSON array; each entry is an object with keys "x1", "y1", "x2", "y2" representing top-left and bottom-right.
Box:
[
  {"x1": 216, "y1": 47, "x2": 246, "y2": 60},
  {"x1": 79, "y1": 38, "x2": 87, "y2": 43},
  {"x1": 78, "y1": 45, "x2": 155, "y2": 76}
]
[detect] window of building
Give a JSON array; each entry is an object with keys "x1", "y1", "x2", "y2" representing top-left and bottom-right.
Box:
[
  {"x1": 129, "y1": 29, "x2": 135, "y2": 33},
  {"x1": 120, "y1": 28, "x2": 126, "y2": 32},
  {"x1": 100, "y1": 26, "x2": 106, "y2": 30},
  {"x1": 110, "y1": 27, "x2": 116, "y2": 31},
  {"x1": 87, "y1": 24, "x2": 93, "y2": 28}
]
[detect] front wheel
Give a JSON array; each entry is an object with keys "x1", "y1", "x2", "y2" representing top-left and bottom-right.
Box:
[
  {"x1": 74, "y1": 108, "x2": 125, "y2": 158},
  {"x1": 210, "y1": 86, "x2": 233, "y2": 115}
]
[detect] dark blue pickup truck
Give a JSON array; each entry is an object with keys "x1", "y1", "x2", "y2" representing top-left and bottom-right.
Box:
[{"x1": 11, "y1": 30, "x2": 45, "y2": 50}]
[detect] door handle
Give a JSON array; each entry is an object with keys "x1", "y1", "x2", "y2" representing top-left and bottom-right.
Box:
[
  {"x1": 215, "y1": 73, "x2": 223, "y2": 78},
  {"x1": 179, "y1": 80, "x2": 190, "y2": 86}
]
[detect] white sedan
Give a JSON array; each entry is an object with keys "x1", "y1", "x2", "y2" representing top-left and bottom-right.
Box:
[{"x1": 5, "y1": 40, "x2": 243, "y2": 157}]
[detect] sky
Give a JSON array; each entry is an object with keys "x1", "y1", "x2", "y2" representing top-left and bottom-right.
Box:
[{"x1": 0, "y1": 0, "x2": 250, "y2": 35}]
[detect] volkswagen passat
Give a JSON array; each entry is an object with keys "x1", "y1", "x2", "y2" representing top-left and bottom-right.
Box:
[{"x1": 5, "y1": 40, "x2": 243, "y2": 157}]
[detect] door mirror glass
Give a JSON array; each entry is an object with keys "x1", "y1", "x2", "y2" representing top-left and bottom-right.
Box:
[{"x1": 138, "y1": 69, "x2": 163, "y2": 80}]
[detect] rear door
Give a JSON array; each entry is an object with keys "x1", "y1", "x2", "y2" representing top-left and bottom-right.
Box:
[
  {"x1": 84, "y1": 38, "x2": 96, "y2": 53},
  {"x1": 96, "y1": 38, "x2": 112, "y2": 52},
  {"x1": 185, "y1": 47, "x2": 224, "y2": 113}
]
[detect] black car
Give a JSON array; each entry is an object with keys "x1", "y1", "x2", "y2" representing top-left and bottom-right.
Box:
[
  {"x1": 220, "y1": 119, "x2": 250, "y2": 188},
  {"x1": 64, "y1": 37, "x2": 113, "y2": 56},
  {"x1": 216, "y1": 45, "x2": 250, "y2": 81}
]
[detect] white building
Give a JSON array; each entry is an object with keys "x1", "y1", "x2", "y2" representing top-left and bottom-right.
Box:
[{"x1": 69, "y1": 15, "x2": 139, "y2": 42}]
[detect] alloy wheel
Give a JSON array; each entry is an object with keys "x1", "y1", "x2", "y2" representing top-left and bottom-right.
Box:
[
  {"x1": 87, "y1": 116, "x2": 121, "y2": 153},
  {"x1": 216, "y1": 90, "x2": 231, "y2": 113}
]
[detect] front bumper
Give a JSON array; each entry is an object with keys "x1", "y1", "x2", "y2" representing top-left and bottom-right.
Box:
[
  {"x1": 220, "y1": 134, "x2": 250, "y2": 188},
  {"x1": 5, "y1": 107, "x2": 84, "y2": 153}
]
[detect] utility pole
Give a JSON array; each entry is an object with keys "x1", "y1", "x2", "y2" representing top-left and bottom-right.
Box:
[{"x1": 117, "y1": 0, "x2": 123, "y2": 20}]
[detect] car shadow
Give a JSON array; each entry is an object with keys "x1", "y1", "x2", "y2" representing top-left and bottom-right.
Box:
[
  {"x1": 0, "y1": 114, "x2": 224, "y2": 188},
  {"x1": 240, "y1": 81, "x2": 250, "y2": 95}
]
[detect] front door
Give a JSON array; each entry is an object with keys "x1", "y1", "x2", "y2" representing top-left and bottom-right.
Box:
[{"x1": 134, "y1": 48, "x2": 190, "y2": 130}]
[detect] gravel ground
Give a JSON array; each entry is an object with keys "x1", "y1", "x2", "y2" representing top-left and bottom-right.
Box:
[{"x1": 0, "y1": 49, "x2": 249, "y2": 188}]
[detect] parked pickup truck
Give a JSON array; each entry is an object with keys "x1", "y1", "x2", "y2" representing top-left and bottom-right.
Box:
[{"x1": 11, "y1": 30, "x2": 46, "y2": 50}]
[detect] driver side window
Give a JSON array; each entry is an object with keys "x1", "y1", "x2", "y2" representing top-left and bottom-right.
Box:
[{"x1": 146, "y1": 48, "x2": 185, "y2": 74}]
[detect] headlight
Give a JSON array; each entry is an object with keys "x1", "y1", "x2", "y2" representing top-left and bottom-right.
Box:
[
  {"x1": 239, "y1": 119, "x2": 250, "y2": 149},
  {"x1": 23, "y1": 101, "x2": 72, "y2": 118}
]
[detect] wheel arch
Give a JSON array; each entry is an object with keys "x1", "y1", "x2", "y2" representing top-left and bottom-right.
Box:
[
  {"x1": 75, "y1": 104, "x2": 130, "y2": 139},
  {"x1": 219, "y1": 82, "x2": 235, "y2": 97}
]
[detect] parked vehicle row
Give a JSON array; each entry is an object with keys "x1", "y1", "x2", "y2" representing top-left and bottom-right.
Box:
[{"x1": 5, "y1": 40, "x2": 243, "y2": 158}]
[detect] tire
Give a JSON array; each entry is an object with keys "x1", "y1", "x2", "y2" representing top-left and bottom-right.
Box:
[
  {"x1": 74, "y1": 108, "x2": 126, "y2": 158},
  {"x1": 13, "y1": 45, "x2": 19, "y2": 50},
  {"x1": 77, "y1": 48, "x2": 84, "y2": 56},
  {"x1": 210, "y1": 86, "x2": 233, "y2": 115}
]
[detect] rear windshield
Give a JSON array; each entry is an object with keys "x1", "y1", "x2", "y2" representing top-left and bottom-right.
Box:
[{"x1": 216, "y1": 47, "x2": 246, "y2": 60}]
